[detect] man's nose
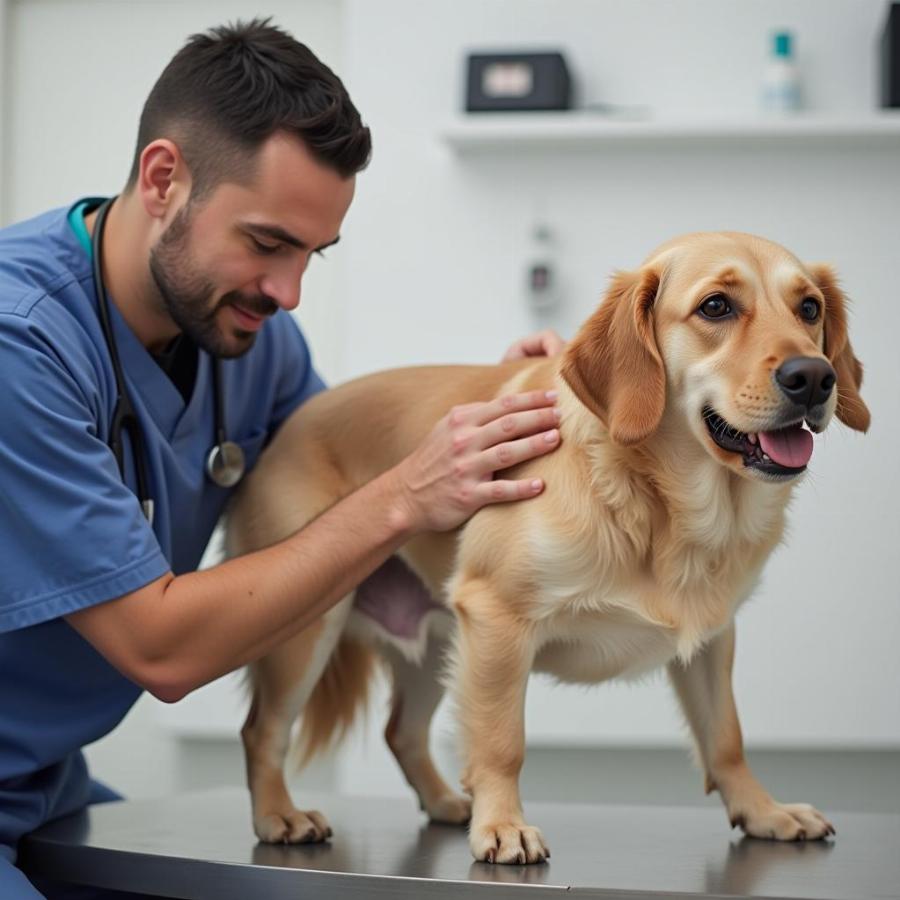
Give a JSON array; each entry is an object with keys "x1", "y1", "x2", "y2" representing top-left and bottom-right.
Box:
[
  {"x1": 774, "y1": 356, "x2": 836, "y2": 409},
  {"x1": 259, "y1": 260, "x2": 306, "y2": 312},
  {"x1": 259, "y1": 276, "x2": 301, "y2": 311}
]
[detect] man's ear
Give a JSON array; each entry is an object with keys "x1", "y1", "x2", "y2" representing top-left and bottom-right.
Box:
[
  {"x1": 560, "y1": 267, "x2": 665, "y2": 445},
  {"x1": 138, "y1": 138, "x2": 190, "y2": 220},
  {"x1": 807, "y1": 263, "x2": 870, "y2": 433}
]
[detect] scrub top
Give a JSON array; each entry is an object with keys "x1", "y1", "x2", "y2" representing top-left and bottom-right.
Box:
[{"x1": 0, "y1": 201, "x2": 325, "y2": 861}]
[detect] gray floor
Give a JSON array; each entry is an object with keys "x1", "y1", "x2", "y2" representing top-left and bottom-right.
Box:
[{"x1": 175, "y1": 738, "x2": 899, "y2": 815}]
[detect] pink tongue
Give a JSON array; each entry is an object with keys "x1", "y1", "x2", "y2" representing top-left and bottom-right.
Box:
[{"x1": 758, "y1": 426, "x2": 814, "y2": 468}]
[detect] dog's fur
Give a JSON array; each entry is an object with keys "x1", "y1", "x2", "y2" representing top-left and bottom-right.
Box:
[{"x1": 227, "y1": 232, "x2": 869, "y2": 864}]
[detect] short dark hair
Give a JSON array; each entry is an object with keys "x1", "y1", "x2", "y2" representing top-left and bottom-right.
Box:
[{"x1": 126, "y1": 18, "x2": 371, "y2": 197}]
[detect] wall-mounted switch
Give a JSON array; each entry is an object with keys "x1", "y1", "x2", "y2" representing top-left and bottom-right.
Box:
[{"x1": 526, "y1": 223, "x2": 561, "y2": 313}]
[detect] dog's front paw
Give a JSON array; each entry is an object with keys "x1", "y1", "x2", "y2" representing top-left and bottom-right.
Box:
[
  {"x1": 470, "y1": 821, "x2": 550, "y2": 864},
  {"x1": 425, "y1": 791, "x2": 472, "y2": 825},
  {"x1": 730, "y1": 800, "x2": 835, "y2": 842},
  {"x1": 254, "y1": 807, "x2": 333, "y2": 844}
]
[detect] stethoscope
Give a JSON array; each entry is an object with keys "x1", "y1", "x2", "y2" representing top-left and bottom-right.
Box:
[{"x1": 92, "y1": 198, "x2": 245, "y2": 526}]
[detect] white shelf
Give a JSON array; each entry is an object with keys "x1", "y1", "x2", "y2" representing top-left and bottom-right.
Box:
[{"x1": 440, "y1": 110, "x2": 900, "y2": 151}]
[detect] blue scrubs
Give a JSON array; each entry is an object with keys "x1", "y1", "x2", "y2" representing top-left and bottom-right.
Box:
[{"x1": 0, "y1": 201, "x2": 325, "y2": 896}]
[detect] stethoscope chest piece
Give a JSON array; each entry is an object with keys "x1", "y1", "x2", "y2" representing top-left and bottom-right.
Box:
[{"x1": 206, "y1": 440, "x2": 246, "y2": 488}]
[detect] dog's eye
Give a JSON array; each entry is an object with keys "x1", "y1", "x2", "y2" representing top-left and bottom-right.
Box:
[
  {"x1": 698, "y1": 294, "x2": 732, "y2": 320},
  {"x1": 800, "y1": 297, "x2": 821, "y2": 322}
]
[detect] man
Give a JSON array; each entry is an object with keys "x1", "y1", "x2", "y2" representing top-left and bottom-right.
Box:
[{"x1": 0, "y1": 19, "x2": 563, "y2": 899}]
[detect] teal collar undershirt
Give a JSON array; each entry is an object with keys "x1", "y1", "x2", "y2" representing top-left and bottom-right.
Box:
[{"x1": 67, "y1": 198, "x2": 105, "y2": 258}]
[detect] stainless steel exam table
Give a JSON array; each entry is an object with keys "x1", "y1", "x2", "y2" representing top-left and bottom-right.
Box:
[{"x1": 18, "y1": 786, "x2": 899, "y2": 899}]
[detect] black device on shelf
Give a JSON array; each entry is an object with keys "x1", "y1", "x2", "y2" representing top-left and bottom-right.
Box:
[
  {"x1": 882, "y1": 2, "x2": 900, "y2": 107},
  {"x1": 465, "y1": 52, "x2": 572, "y2": 112}
]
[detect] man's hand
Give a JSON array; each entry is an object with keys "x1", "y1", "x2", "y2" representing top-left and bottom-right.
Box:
[
  {"x1": 390, "y1": 390, "x2": 561, "y2": 533},
  {"x1": 501, "y1": 329, "x2": 567, "y2": 361}
]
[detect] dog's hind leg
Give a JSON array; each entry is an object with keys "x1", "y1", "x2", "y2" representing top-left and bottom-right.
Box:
[
  {"x1": 242, "y1": 597, "x2": 351, "y2": 843},
  {"x1": 383, "y1": 632, "x2": 472, "y2": 825}
]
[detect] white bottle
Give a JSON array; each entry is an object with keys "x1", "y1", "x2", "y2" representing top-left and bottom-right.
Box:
[{"x1": 762, "y1": 31, "x2": 801, "y2": 113}]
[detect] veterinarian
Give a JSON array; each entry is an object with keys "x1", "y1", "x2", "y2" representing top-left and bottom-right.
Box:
[{"x1": 0, "y1": 20, "x2": 565, "y2": 899}]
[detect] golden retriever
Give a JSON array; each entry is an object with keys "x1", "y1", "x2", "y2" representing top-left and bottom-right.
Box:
[{"x1": 226, "y1": 231, "x2": 869, "y2": 864}]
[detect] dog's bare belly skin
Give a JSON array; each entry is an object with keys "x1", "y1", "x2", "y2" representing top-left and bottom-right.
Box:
[{"x1": 235, "y1": 232, "x2": 867, "y2": 864}]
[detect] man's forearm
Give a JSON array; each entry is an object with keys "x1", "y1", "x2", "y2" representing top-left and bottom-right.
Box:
[
  {"x1": 148, "y1": 466, "x2": 414, "y2": 698},
  {"x1": 66, "y1": 385, "x2": 561, "y2": 701}
]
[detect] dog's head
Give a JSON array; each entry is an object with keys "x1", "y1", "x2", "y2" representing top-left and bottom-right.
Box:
[{"x1": 561, "y1": 232, "x2": 869, "y2": 482}]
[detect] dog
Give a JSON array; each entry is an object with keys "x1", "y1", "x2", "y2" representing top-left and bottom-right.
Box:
[{"x1": 226, "y1": 231, "x2": 869, "y2": 864}]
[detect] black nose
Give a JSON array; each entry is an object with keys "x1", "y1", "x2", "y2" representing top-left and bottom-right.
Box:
[{"x1": 774, "y1": 356, "x2": 836, "y2": 410}]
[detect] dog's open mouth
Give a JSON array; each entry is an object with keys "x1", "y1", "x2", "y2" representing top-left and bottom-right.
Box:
[{"x1": 702, "y1": 407, "x2": 813, "y2": 477}]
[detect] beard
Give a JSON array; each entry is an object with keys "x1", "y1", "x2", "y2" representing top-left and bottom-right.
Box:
[{"x1": 148, "y1": 204, "x2": 277, "y2": 359}]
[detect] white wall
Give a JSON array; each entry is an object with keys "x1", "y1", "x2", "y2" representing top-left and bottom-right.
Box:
[
  {"x1": 0, "y1": 0, "x2": 8, "y2": 204},
  {"x1": 3, "y1": 0, "x2": 898, "y2": 800}
]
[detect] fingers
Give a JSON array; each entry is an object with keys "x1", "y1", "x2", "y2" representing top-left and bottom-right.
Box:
[
  {"x1": 469, "y1": 389, "x2": 558, "y2": 427},
  {"x1": 395, "y1": 387, "x2": 563, "y2": 533},
  {"x1": 473, "y1": 476, "x2": 546, "y2": 506},
  {"x1": 473, "y1": 405, "x2": 561, "y2": 454},
  {"x1": 530, "y1": 329, "x2": 567, "y2": 357},
  {"x1": 446, "y1": 390, "x2": 561, "y2": 485},
  {"x1": 471, "y1": 420, "x2": 565, "y2": 508},
  {"x1": 501, "y1": 330, "x2": 568, "y2": 362}
]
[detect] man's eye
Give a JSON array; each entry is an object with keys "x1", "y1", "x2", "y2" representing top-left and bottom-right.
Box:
[
  {"x1": 697, "y1": 293, "x2": 733, "y2": 320},
  {"x1": 251, "y1": 237, "x2": 280, "y2": 255}
]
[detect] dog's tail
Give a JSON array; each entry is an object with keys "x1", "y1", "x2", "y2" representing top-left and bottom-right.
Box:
[{"x1": 293, "y1": 636, "x2": 377, "y2": 768}]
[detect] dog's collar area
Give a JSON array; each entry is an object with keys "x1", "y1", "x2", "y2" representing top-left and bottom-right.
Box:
[{"x1": 702, "y1": 406, "x2": 810, "y2": 477}]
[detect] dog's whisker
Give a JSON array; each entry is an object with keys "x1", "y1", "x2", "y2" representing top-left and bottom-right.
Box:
[{"x1": 834, "y1": 389, "x2": 867, "y2": 414}]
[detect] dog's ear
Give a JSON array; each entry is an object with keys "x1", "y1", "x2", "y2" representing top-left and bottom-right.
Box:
[
  {"x1": 807, "y1": 263, "x2": 870, "y2": 433},
  {"x1": 561, "y1": 267, "x2": 665, "y2": 445}
]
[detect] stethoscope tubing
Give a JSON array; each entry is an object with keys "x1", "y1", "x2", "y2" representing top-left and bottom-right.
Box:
[{"x1": 91, "y1": 197, "x2": 245, "y2": 524}]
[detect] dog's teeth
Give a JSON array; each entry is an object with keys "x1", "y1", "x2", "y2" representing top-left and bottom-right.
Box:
[
  {"x1": 762, "y1": 452, "x2": 771, "y2": 462},
  {"x1": 747, "y1": 433, "x2": 758, "y2": 444}
]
